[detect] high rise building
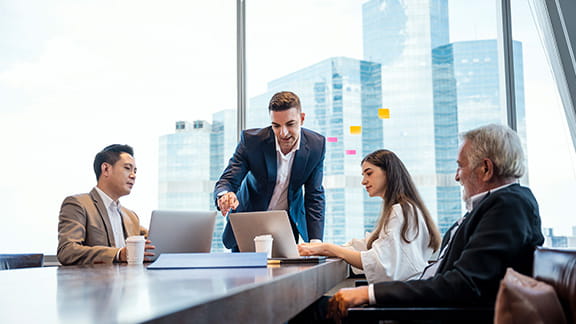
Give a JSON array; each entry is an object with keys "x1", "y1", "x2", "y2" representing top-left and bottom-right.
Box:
[
  {"x1": 363, "y1": 0, "x2": 527, "y2": 233},
  {"x1": 431, "y1": 39, "x2": 527, "y2": 232},
  {"x1": 211, "y1": 110, "x2": 238, "y2": 181},
  {"x1": 159, "y1": 120, "x2": 213, "y2": 210},
  {"x1": 210, "y1": 109, "x2": 238, "y2": 251},
  {"x1": 159, "y1": 112, "x2": 237, "y2": 252},
  {"x1": 247, "y1": 57, "x2": 382, "y2": 244},
  {"x1": 362, "y1": 0, "x2": 451, "y2": 228}
]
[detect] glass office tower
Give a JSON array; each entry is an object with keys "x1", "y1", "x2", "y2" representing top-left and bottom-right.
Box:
[
  {"x1": 432, "y1": 39, "x2": 527, "y2": 232},
  {"x1": 362, "y1": 0, "x2": 450, "y2": 227},
  {"x1": 363, "y1": 0, "x2": 527, "y2": 233},
  {"x1": 247, "y1": 57, "x2": 382, "y2": 244},
  {"x1": 159, "y1": 112, "x2": 237, "y2": 252},
  {"x1": 211, "y1": 109, "x2": 238, "y2": 181},
  {"x1": 159, "y1": 120, "x2": 213, "y2": 210}
]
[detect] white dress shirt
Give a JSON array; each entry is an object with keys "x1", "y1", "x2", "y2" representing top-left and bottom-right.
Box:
[
  {"x1": 266, "y1": 132, "x2": 320, "y2": 243},
  {"x1": 94, "y1": 187, "x2": 125, "y2": 249},
  {"x1": 346, "y1": 204, "x2": 433, "y2": 284},
  {"x1": 267, "y1": 131, "x2": 301, "y2": 211}
]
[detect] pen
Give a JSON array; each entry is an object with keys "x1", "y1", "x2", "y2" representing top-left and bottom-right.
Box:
[{"x1": 267, "y1": 259, "x2": 281, "y2": 264}]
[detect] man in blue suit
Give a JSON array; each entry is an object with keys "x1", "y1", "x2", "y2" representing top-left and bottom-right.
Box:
[{"x1": 214, "y1": 91, "x2": 326, "y2": 251}]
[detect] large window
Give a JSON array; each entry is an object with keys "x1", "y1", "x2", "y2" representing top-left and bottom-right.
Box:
[
  {"x1": 512, "y1": 0, "x2": 576, "y2": 246},
  {"x1": 1, "y1": 0, "x2": 575, "y2": 255},
  {"x1": 0, "y1": 1, "x2": 236, "y2": 253},
  {"x1": 245, "y1": 0, "x2": 576, "y2": 247}
]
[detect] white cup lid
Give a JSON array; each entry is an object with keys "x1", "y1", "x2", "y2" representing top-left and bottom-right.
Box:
[
  {"x1": 254, "y1": 234, "x2": 273, "y2": 240},
  {"x1": 126, "y1": 235, "x2": 145, "y2": 242}
]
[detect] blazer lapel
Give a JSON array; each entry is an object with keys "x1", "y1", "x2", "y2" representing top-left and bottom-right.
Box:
[
  {"x1": 120, "y1": 207, "x2": 137, "y2": 237},
  {"x1": 264, "y1": 128, "x2": 277, "y2": 187},
  {"x1": 436, "y1": 211, "x2": 470, "y2": 272},
  {"x1": 290, "y1": 131, "x2": 309, "y2": 187},
  {"x1": 90, "y1": 188, "x2": 115, "y2": 246}
]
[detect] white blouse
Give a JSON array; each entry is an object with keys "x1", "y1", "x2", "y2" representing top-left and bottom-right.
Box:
[{"x1": 344, "y1": 203, "x2": 433, "y2": 284}]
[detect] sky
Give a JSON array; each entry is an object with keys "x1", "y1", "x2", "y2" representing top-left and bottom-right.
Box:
[{"x1": 0, "y1": 0, "x2": 574, "y2": 254}]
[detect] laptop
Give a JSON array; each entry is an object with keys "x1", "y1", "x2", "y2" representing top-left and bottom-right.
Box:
[
  {"x1": 147, "y1": 210, "x2": 217, "y2": 261},
  {"x1": 229, "y1": 210, "x2": 326, "y2": 263}
]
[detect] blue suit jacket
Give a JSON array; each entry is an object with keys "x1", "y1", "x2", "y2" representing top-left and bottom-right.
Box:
[{"x1": 214, "y1": 127, "x2": 326, "y2": 250}]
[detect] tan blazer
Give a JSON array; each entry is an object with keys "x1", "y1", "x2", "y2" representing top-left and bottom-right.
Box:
[{"x1": 57, "y1": 188, "x2": 147, "y2": 265}]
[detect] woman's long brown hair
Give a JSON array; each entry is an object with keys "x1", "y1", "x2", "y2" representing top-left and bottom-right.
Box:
[{"x1": 363, "y1": 149, "x2": 441, "y2": 251}]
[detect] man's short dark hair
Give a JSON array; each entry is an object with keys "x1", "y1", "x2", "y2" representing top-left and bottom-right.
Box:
[
  {"x1": 93, "y1": 144, "x2": 134, "y2": 181},
  {"x1": 268, "y1": 91, "x2": 301, "y2": 112}
]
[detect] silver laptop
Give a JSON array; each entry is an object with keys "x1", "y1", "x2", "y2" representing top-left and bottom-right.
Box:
[
  {"x1": 229, "y1": 210, "x2": 325, "y2": 264},
  {"x1": 147, "y1": 210, "x2": 217, "y2": 261},
  {"x1": 229, "y1": 210, "x2": 299, "y2": 258}
]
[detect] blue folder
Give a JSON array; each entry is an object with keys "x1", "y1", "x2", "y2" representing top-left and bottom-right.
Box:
[{"x1": 147, "y1": 252, "x2": 268, "y2": 269}]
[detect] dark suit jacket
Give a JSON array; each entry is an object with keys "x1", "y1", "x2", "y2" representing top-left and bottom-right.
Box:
[
  {"x1": 214, "y1": 127, "x2": 326, "y2": 249},
  {"x1": 57, "y1": 188, "x2": 147, "y2": 265},
  {"x1": 373, "y1": 184, "x2": 544, "y2": 306}
]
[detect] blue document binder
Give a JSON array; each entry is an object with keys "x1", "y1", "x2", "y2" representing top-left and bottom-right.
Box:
[{"x1": 147, "y1": 252, "x2": 268, "y2": 269}]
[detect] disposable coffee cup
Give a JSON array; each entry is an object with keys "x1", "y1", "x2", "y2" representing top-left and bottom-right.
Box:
[
  {"x1": 254, "y1": 234, "x2": 273, "y2": 258},
  {"x1": 126, "y1": 235, "x2": 146, "y2": 264}
]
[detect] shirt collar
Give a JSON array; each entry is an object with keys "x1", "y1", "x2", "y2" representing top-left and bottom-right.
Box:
[
  {"x1": 466, "y1": 182, "x2": 516, "y2": 212},
  {"x1": 94, "y1": 186, "x2": 121, "y2": 210},
  {"x1": 274, "y1": 129, "x2": 302, "y2": 156}
]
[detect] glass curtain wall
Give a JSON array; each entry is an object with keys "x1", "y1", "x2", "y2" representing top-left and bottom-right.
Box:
[
  {"x1": 0, "y1": 0, "x2": 237, "y2": 254},
  {"x1": 1, "y1": 0, "x2": 574, "y2": 255}
]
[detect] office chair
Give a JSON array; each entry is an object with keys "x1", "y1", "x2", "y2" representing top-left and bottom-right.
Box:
[{"x1": 0, "y1": 254, "x2": 44, "y2": 270}]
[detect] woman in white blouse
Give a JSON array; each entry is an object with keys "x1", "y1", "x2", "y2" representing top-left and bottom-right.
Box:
[{"x1": 298, "y1": 149, "x2": 441, "y2": 283}]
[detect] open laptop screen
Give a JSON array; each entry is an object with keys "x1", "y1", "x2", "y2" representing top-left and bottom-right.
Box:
[
  {"x1": 228, "y1": 210, "x2": 301, "y2": 258},
  {"x1": 147, "y1": 210, "x2": 217, "y2": 261}
]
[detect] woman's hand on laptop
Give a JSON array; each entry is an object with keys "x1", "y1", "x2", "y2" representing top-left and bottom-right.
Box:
[
  {"x1": 298, "y1": 242, "x2": 334, "y2": 257},
  {"x1": 217, "y1": 192, "x2": 239, "y2": 216}
]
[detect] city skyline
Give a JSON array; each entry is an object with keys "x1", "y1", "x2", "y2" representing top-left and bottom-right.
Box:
[
  {"x1": 159, "y1": 1, "x2": 542, "y2": 251},
  {"x1": 1, "y1": 1, "x2": 574, "y2": 254},
  {"x1": 158, "y1": 0, "x2": 571, "y2": 250}
]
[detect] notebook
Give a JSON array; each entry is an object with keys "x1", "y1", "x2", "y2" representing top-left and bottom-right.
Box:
[
  {"x1": 228, "y1": 210, "x2": 326, "y2": 263},
  {"x1": 147, "y1": 210, "x2": 217, "y2": 261}
]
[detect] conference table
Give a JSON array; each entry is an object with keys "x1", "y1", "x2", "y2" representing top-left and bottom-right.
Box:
[{"x1": 0, "y1": 258, "x2": 347, "y2": 323}]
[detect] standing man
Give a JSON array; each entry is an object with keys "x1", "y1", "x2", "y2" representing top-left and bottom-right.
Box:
[
  {"x1": 327, "y1": 124, "x2": 544, "y2": 319},
  {"x1": 214, "y1": 91, "x2": 326, "y2": 251},
  {"x1": 57, "y1": 144, "x2": 154, "y2": 265}
]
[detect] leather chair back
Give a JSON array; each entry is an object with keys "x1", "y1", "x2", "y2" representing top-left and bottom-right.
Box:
[{"x1": 533, "y1": 247, "x2": 576, "y2": 324}]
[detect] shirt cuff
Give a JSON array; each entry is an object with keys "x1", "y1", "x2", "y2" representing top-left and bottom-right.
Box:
[
  {"x1": 217, "y1": 191, "x2": 229, "y2": 198},
  {"x1": 115, "y1": 248, "x2": 123, "y2": 263},
  {"x1": 309, "y1": 239, "x2": 322, "y2": 243},
  {"x1": 368, "y1": 284, "x2": 376, "y2": 305}
]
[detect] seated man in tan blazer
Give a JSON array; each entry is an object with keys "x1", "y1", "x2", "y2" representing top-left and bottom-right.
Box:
[{"x1": 57, "y1": 144, "x2": 154, "y2": 265}]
